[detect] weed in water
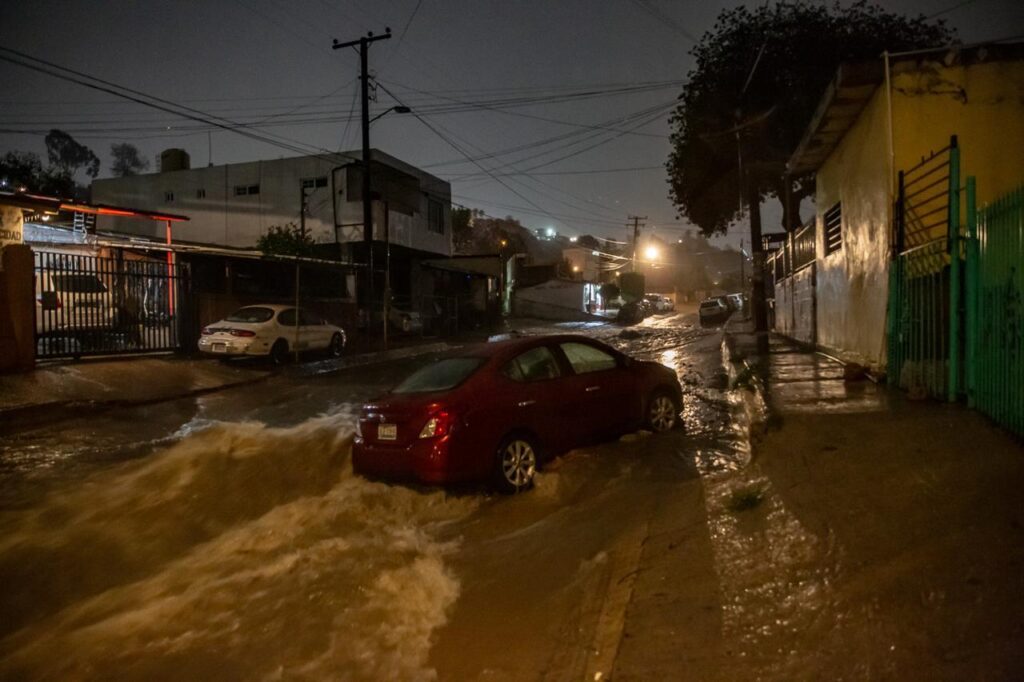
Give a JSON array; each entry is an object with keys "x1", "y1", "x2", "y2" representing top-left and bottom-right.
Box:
[{"x1": 727, "y1": 485, "x2": 765, "y2": 512}]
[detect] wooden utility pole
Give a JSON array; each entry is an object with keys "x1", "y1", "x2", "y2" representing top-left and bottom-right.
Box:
[
  {"x1": 628, "y1": 215, "x2": 647, "y2": 272},
  {"x1": 333, "y1": 28, "x2": 391, "y2": 329}
]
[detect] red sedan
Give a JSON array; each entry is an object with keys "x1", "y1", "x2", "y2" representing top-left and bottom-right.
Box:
[{"x1": 352, "y1": 335, "x2": 683, "y2": 493}]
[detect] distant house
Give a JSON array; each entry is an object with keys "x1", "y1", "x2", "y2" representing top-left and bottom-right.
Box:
[
  {"x1": 91, "y1": 148, "x2": 467, "y2": 328},
  {"x1": 781, "y1": 42, "x2": 1024, "y2": 370}
]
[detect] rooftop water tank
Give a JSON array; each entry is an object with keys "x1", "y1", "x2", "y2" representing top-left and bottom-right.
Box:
[{"x1": 160, "y1": 148, "x2": 191, "y2": 172}]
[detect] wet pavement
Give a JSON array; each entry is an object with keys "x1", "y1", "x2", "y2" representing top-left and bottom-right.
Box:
[{"x1": 1, "y1": 311, "x2": 1020, "y2": 680}]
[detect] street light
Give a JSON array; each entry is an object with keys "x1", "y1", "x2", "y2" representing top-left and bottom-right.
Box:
[
  {"x1": 369, "y1": 105, "x2": 411, "y2": 125},
  {"x1": 644, "y1": 245, "x2": 660, "y2": 261}
]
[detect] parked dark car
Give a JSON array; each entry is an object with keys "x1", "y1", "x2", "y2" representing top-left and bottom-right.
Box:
[
  {"x1": 616, "y1": 300, "x2": 647, "y2": 325},
  {"x1": 353, "y1": 335, "x2": 683, "y2": 493}
]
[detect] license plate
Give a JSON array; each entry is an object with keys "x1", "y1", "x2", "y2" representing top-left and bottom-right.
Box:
[
  {"x1": 212, "y1": 343, "x2": 227, "y2": 353},
  {"x1": 378, "y1": 423, "x2": 397, "y2": 441}
]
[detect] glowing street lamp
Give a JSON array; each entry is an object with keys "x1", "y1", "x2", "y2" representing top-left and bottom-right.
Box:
[{"x1": 644, "y1": 245, "x2": 660, "y2": 261}]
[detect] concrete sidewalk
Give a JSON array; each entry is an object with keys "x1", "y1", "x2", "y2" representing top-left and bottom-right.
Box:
[
  {"x1": 0, "y1": 340, "x2": 453, "y2": 429},
  {"x1": 612, "y1": 318, "x2": 1024, "y2": 680}
]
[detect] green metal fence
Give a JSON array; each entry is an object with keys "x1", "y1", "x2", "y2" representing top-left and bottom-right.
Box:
[
  {"x1": 968, "y1": 182, "x2": 1024, "y2": 437},
  {"x1": 887, "y1": 137, "x2": 959, "y2": 400}
]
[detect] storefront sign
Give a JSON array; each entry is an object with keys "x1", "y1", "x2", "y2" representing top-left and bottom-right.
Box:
[{"x1": 0, "y1": 205, "x2": 24, "y2": 248}]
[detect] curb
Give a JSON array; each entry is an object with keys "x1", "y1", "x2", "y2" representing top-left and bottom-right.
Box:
[
  {"x1": 720, "y1": 319, "x2": 769, "y2": 445},
  {"x1": 0, "y1": 342, "x2": 454, "y2": 433}
]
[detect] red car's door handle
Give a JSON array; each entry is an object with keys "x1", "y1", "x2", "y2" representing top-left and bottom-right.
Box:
[
  {"x1": 518, "y1": 400, "x2": 536, "y2": 407},
  {"x1": 585, "y1": 386, "x2": 601, "y2": 392}
]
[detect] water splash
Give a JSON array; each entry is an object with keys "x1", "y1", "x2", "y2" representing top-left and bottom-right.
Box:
[{"x1": 0, "y1": 407, "x2": 479, "y2": 680}]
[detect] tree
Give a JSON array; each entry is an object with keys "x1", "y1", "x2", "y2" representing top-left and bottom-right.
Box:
[
  {"x1": 667, "y1": 1, "x2": 954, "y2": 236},
  {"x1": 256, "y1": 222, "x2": 316, "y2": 257},
  {"x1": 0, "y1": 150, "x2": 76, "y2": 197},
  {"x1": 45, "y1": 129, "x2": 99, "y2": 179},
  {"x1": 110, "y1": 143, "x2": 150, "y2": 177},
  {"x1": 452, "y1": 208, "x2": 532, "y2": 255}
]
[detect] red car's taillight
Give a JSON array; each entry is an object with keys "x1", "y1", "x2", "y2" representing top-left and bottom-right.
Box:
[
  {"x1": 230, "y1": 329, "x2": 256, "y2": 337},
  {"x1": 419, "y1": 408, "x2": 455, "y2": 439}
]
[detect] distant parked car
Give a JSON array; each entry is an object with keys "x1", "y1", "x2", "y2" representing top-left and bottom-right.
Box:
[
  {"x1": 644, "y1": 293, "x2": 674, "y2": 313},
  {"x1": 698, "y1": 298, "x2": 730, "y2": 326},
  {"x1": 198, "y1": 304, "x2": 345, "y2": 363},
  {"x1": 353, "y1": 335, "x2": 683, "y2": 492},
  {"x1": 35, "y1": 271, "x2": 116, "y2": 335},
  {"x1": 388, "y1": 306, "x2": 423, "y2": 334}
]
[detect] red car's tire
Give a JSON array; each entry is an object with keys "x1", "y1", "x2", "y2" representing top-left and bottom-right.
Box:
[
  {"x1": 646, "y1": 390, "x2": 680, "y2": 432},
  {"x1": 493, "y1": 434, "x2": 538, "y2": 494}
]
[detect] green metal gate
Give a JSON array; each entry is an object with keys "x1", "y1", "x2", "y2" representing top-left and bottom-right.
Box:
[
  {"x1": 887, "y1": 136, "x2": 960, "y2": 400},
  {"x1": 967, "y1": 181, "x2": 1024, "y2": 437}
]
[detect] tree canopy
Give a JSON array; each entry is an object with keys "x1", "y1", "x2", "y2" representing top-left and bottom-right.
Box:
[
  {"x1": 667, "y1": 1, "x2": 954, "y2": 236},
  {"x1": 256, "y1": 223, "x2": 317, "y2": 257},
  {"x1": 110, "y1": 143, "x2": 150, "y2": 177},
  {"x1": 45, "y1": 129, "x2": 99, "y2": 179},
  {"x1": 0, "y1": 150, "x2": 76, "y2": 198}
]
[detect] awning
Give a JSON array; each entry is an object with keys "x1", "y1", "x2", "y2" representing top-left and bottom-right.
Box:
[
  {"x1": 0, "y1": 191, "x2": 190, "y2": 222},
  {"x1": 786, "y1": 61, "x2": 884, "y2": 175}
]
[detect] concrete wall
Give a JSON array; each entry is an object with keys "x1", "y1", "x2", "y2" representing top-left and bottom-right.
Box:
[
  {"x1": 0, "y1": 243, "x2": 35, "y2": 373},
  {"x1": 892, "y1": 58, "x2": 1024, "y2": 207},
  {"x1": 774, "y1": 264, "x2": 816, "y2": 345},
  {"x1": 811, "y1": 56, "x2": 1024, "y2": 369},
  {"x1": 92, "y1": 151, "x2": 452, "y2": 257},
  {"x1": 813, "y1": 85, "x2": 891, "y2": 367}
]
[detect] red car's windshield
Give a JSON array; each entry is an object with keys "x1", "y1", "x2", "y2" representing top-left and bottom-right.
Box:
[{"x1": 392, "y1": 357, "x2": 485, "y2": 394}]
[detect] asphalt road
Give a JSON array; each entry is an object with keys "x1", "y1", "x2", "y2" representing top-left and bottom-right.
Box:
[{"x1": 0, "y1": 312, "x2": 738, "y2": 680}]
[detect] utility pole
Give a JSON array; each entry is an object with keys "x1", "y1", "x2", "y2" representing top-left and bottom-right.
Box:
[
  {"x1": 746, "y1": 179, "x2": 768, "y2": 337},
  {"x1": 740, "y1": 237, "x2": 745, "y2": 292},
  {"x1": 333, "y1": 28, "x2": 391, "y2": 331},
  {"x1": 628, "y1": 215, "x2": 647, "y2": 272}
]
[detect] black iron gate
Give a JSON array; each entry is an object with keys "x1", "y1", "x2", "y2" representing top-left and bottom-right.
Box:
[{"x1": 34, "y1": 249, "x2": 192, "y2": 358}]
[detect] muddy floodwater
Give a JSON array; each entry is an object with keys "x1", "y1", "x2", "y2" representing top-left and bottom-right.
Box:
[
  {"x1": 0, "y1": 313, "x2": 735, "y2": 680},
  {"x1": 6, "y1": 312, "x2": 1016, "y2": 680}
]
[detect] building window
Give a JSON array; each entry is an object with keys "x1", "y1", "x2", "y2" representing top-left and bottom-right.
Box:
[
  {"x1": 301, "y1": 176, "x2": 328, "y2": 190},
  {"x1": 824, "y1": 202, "x2": 842, "y2": 255},
  {"x1": 196, "y1": 188, "x2": 206, "y2": 199},
  {"x1": 164, "y1": 191, "x2": 174, "y2": 202},
  {"x1": 427, "y1": 199, "x2": 444, "y2": 234},
  {"x1": 234, "y1": 184, "x2": 260, "y2": 196}
]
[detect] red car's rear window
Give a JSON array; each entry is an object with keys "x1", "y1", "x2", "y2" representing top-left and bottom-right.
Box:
[{"x1": 392, "y1": 358, "x2": 485, "y2": 394}]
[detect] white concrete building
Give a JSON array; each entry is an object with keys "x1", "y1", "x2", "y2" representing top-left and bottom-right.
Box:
[{"x1": 91, "y1": 149, "x2": 452, "y2": 258}]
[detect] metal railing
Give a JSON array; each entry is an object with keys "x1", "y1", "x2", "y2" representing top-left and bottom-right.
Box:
[
  {"x1": 968, "y1": 181, "x2": 1024, "y2": 436},
  {"x1": 34, "y1": 250, "x2": 188, "y2": 358}
]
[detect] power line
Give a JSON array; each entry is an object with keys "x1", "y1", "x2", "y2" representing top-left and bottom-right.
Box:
[{"x1": 0, "y1": 46, "x2": 358, "y2": 166}]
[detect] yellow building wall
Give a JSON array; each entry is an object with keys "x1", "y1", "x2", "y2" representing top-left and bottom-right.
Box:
[
  {"x1": 892, "y1": 59, "x2": 1024, "y2": 209},
  {"x1": 814, "y1": 87, "x2": 892, "y2": 367},
  {"x1": 813, "y1": 57, "x2": 1024, "y2": 369}
]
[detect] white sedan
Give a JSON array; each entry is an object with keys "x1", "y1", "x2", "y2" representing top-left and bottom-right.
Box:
[{"x1": 198, "y1": 304, "x2": 346, "y2": 363}]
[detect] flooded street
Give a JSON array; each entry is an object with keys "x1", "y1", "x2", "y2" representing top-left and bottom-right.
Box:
[
  {"x1": 5, "y1": 312, "x2": 1017, "y2": 680},
  {"x1": 0, "y1": 312, "x2": 741, "y2": 680}
]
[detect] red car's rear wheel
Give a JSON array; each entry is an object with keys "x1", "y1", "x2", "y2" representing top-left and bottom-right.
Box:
[{"x1": 494, "y1": 435, "x2": 537, "y2": 494}]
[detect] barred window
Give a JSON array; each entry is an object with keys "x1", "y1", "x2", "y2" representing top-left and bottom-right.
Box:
[
  {"x1": 824, "y1": 203, "x2": 842, "y2": 255},
  {"x1": 427, "y1": 199, "x2": 444, "y2": 234}
]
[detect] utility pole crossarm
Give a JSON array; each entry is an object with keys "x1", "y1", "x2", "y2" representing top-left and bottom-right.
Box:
[{"x1": 331, "y1": 29, "x2": 393, "y2": 51}]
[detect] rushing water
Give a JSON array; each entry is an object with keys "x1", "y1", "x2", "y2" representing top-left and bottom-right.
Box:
[{"x1": 0, "y1": 408, "x2": 481, "y2": 680}]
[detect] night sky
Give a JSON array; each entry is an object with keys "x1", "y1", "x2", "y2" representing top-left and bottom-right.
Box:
[{"x1": 2, "y1": 0, "x2": 1021, "y2": 248}]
